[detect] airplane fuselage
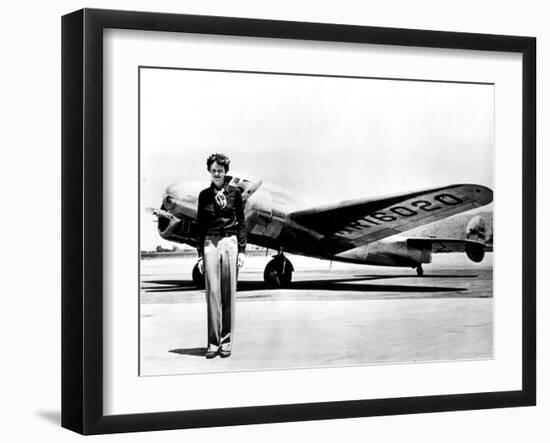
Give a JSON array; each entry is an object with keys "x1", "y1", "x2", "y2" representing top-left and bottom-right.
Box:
[{"x1": 156, "y1": 180, "x2": 435, "y2": 268}]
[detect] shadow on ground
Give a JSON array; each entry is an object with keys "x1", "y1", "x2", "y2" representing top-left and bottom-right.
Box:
[
  {"x1": 169, "y1": 347, "x2": 207, "y2": 357},
  {"x1": 143, "y1": 280, "x2": 199, "y2": 293},
  {"x1": 143, "y1": 274, "x2": 472, "y2": 294}
]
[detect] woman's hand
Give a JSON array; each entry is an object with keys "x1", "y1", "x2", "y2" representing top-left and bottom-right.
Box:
[
  {"x1": 237, "y1": 252, "x2": 245, "y2": 268},
  {"x1": 198, "y1": 257, "x2": 204, "y2": 274}
]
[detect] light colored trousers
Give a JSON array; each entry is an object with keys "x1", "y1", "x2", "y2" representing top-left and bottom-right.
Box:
[{"x1": 203, "y1": 234, "x2": 238, "y2": 351}]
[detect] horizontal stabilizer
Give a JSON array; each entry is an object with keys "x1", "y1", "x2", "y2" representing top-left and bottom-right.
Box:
[{"x1": 406, "y1": 237, "x2": 487, "y2": 253}]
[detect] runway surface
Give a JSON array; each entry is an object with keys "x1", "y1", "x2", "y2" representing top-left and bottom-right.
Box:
[{"x1": 140, "y1": 253, "x2": 493, "y2": 376}]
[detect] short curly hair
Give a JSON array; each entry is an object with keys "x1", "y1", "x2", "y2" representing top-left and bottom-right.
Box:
[{"x1": 206, "y1": 153, "x2": 230, "y2": 172}]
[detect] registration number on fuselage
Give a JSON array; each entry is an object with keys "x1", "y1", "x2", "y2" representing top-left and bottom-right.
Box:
[{"x1": 336, "y1": 193, "x2": 464, "y2": 235}]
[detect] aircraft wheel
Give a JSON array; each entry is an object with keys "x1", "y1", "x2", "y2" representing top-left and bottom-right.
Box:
[
  {"x1": 263, "y1": 257, "x2": 293, "y2": 288},
  {"x1": 192, "y1": 262, "x2": 205, "y2": 289},
  {"x1": 416, "y1": 264, "x2": 424, "y2": 277}
]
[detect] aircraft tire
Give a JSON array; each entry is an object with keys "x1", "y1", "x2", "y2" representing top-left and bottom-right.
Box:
[
  {"x1": 192, "y1": 262, "x2": 205, "y2": 289},
  {"x1": 263, "y1": 257, "x2": 293, "y2": 288},
  {"x1": 416, "y1": 264, "x2": 424, "y2": 277}
]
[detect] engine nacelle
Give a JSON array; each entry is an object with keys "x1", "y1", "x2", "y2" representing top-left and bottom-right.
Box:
[
  {"x1": 155, "y1": 208, "x2": 197, "y2": 245},
  {"x1": 466, "y1": 215, "x2": 487, "y2": 242},
  {"x1": 465, "y1": 242, "x2": 485, "y2": 263}
]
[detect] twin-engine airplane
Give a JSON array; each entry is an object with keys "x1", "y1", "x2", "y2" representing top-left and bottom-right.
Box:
[{"x1": 150, "y1": 175, "x2": 493, "y2": 288}]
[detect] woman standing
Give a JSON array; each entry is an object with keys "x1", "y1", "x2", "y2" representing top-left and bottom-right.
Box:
[{"x1": 196, "y1": 153, "x2": 246, "y2": 359}]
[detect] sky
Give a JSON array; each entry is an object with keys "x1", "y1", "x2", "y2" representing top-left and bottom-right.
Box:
[{"x1": 140, "y1": 68, "x2": 494, "y2": 250}]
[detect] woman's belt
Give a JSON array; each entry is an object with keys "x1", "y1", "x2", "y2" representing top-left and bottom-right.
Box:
[{"x1": 205, "y1": 230, "x2": 237, "y2": 237}]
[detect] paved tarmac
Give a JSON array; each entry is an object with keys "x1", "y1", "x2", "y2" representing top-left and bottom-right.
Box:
[{"x1": 140, "y1": 253, "x2": 493, "y2": 376}]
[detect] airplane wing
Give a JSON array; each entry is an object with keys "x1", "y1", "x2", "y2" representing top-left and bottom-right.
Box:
[{"x1": 289, "y1": 184, "x2": 493, "y2": 251}]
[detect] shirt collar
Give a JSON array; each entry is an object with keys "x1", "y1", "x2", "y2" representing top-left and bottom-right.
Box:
[{"x1": 210, "y1": 176, "x2": 230, "y2": 193}]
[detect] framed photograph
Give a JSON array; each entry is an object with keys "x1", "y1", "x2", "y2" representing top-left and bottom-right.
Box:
[{"x1": 62, "y1": 8, "x2": 536, "y2": 435}]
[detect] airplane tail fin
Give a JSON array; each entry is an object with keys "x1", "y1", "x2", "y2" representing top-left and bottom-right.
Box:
[{"x1": 227, "y1": 175, "x2": 263, "y2": 202}]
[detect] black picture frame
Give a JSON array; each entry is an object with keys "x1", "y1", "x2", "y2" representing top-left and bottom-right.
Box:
[{"x1": 62, "y1": 8, "x2": 536, "y2": 435}]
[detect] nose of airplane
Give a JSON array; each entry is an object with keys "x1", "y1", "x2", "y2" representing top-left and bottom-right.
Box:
[{"x1": 162, "y1": 181, "x2": 203, "y2": 218}]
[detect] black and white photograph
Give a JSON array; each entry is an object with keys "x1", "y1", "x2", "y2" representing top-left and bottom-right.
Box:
[
  {"x1": 139, "y1": 67, "x2": 494, "y2": 376},
  {"x1": 1, "y1": 0, "x2": 537, "y2": 439}
]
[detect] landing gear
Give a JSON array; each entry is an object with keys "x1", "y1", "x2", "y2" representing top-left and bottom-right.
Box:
[
  {"x1": 415, "y1": 264, "x2": 424, "y2": 277},
  {"x1": 192, "y1": 262, "x2": 205, "y2": 289},
  {"x1": 263, "y1": 249, "x2": 294, "y2": 288}
]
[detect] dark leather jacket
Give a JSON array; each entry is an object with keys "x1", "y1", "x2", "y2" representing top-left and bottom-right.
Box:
[{"x1": 196, "y1": 178, "x2": 247, "y2": 257}]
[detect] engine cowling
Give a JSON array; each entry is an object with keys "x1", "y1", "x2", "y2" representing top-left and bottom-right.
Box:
[
  {"x1": 466, "y1": 215, "x2": 487, "y2": 242},
  {"x1": 465, "y1": 242, "x2": 485, "y2": 263}
]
